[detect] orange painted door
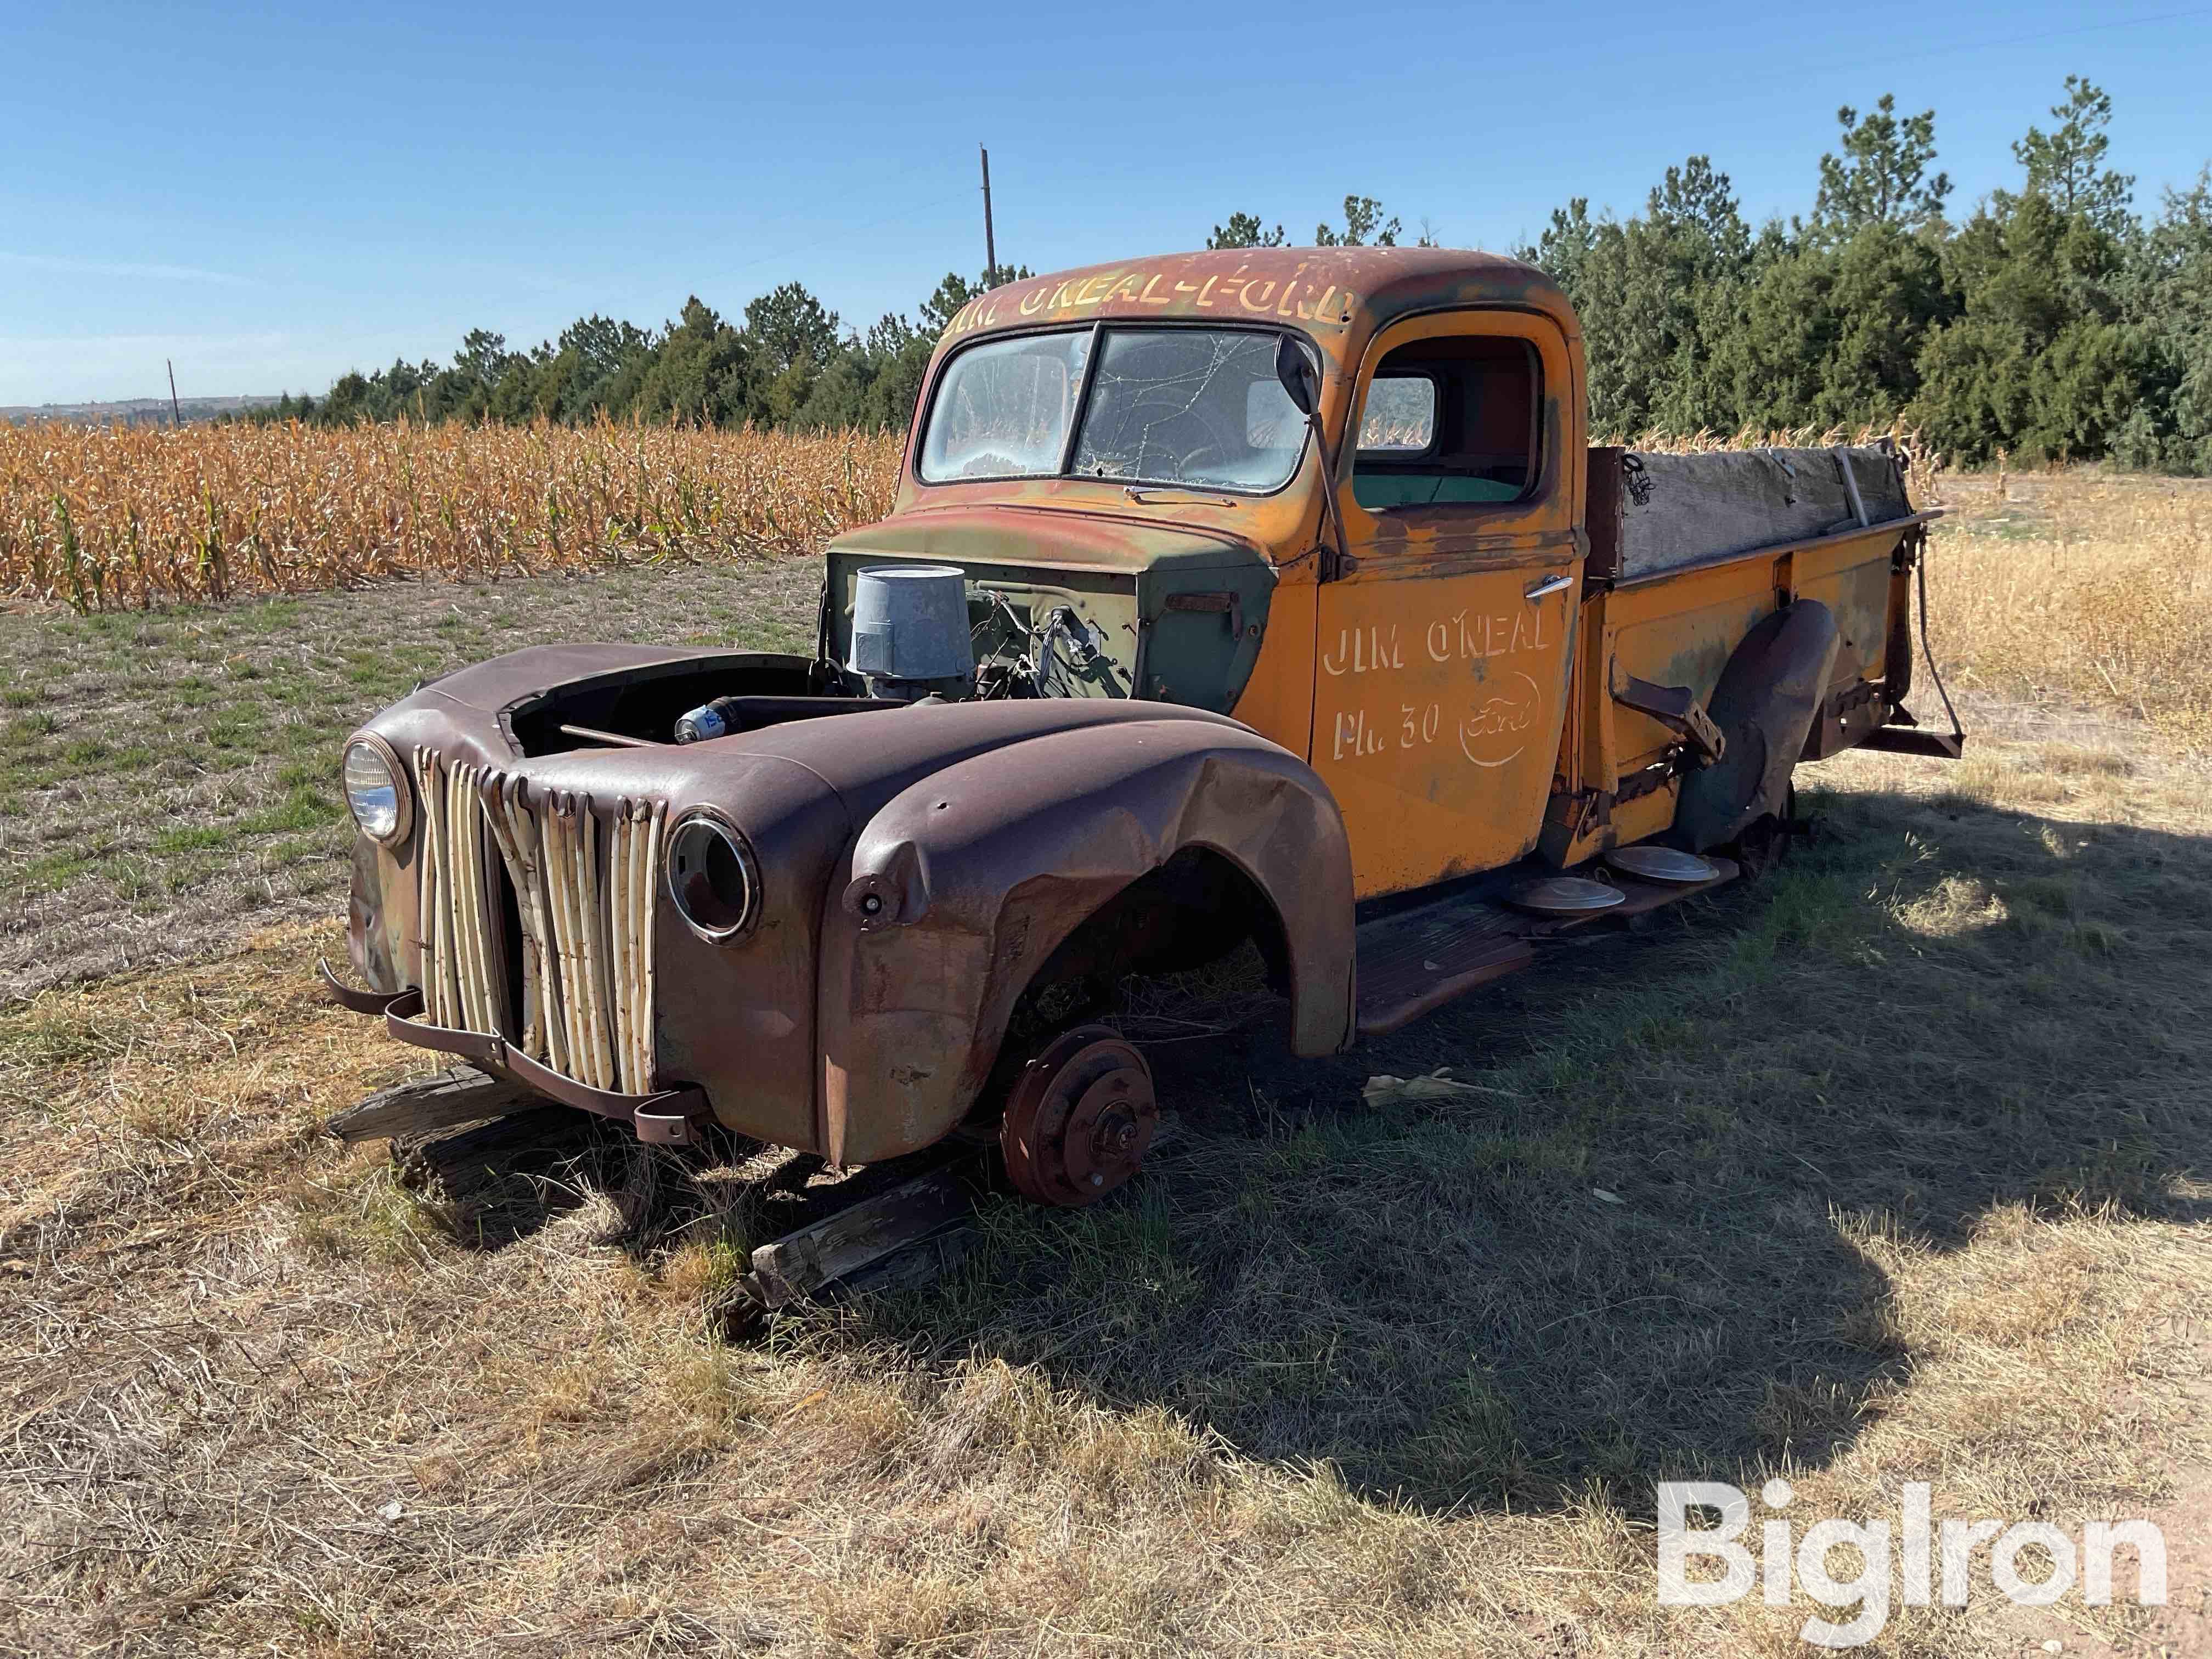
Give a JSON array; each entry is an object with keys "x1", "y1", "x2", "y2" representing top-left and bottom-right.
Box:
[{"x1": 1307, "y1": 310, "x2": 1584, "y2": 900}]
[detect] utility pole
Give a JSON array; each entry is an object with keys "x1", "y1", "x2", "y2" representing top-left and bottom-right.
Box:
[
  {"x1": 166, "y1": 359, "x2": 181, "y2": 430},
  {"x1": 979, "y1": 145, "x2": 996, "y2": 286}
]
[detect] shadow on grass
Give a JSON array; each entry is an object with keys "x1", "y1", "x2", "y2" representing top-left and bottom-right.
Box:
[
  {"x1": 833, "y1": 777, "x2": 2212, "y2": 1515},
  {"x1": 392, "y1": 1106, "x2": 625, "y2": 1250},
  {"x1": 386, "y1": 773, "x2": 2212, "y2": 1517}
]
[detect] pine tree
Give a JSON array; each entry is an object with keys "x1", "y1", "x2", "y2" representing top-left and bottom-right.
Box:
[
  {"x1": 2010, "y1": 76, "x2": 2135, "y2": 234},
  {"x1": 1207, "y1": 212, "x2": 1285, "y2": 250},
  {"x1": 1315, "y1": 196, "x2": 1401, "y2": 247},
  {"x1": 1814, "y1": 95, "x2": 1951, "y2": 234}
]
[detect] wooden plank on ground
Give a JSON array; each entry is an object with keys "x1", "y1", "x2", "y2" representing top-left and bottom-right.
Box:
[
  {"x1": 743, "y1": 1113, "x2": 1184, "y2": 1313},
  {"x1": 325, "y1": 1066, "x2": 539, "y2": 1142},
  {"x1": 742, "y1": 1155, "x2": 976, "y2": 1310}
]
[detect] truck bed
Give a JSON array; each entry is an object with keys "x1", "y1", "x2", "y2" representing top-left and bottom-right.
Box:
[
  {"x1": 1548, "y1": 444, "x2": 1942, "y2": 860},
  {"x1": 1605, "y1": 444, "x2": 1911, "y2": 581}
]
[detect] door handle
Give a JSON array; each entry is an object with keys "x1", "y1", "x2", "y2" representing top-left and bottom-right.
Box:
[{"x1": 1524, "y1": 573, "x2": 1574, "y2": 601}]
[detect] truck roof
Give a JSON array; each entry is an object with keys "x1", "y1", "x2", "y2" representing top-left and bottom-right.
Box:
[{"x1": 932, "y1": 246, "x2": 1581, "y2": 366}]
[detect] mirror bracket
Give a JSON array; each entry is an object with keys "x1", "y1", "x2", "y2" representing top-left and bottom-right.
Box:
[{"x1": 1276, "y1": 336, "x2": 1352, "y2": 583}]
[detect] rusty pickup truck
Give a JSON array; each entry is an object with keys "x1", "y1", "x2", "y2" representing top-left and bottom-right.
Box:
[{"x1": 326, "y1": 246, "x2": 1961, "y2": 1206}]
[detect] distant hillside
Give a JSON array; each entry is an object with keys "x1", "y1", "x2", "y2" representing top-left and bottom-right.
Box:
[{"x1": 1, "y1": 394, "x2": 282, "y2": 428}]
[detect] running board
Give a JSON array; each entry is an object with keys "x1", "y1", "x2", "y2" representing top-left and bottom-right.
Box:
[
  {"x1": 1355, "y1": 895, "x2": 1533, "y2": 1037},
  {"x1": 1353, "y1": 855, "x2": 1740, "y2": 1037}
]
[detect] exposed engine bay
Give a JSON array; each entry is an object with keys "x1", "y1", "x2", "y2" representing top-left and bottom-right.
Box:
[
  {"x1": 501, "y1": 522, "x2": 1284, "y2": 755},
  {"x1": 825, "y1": 556, "x2": 1137, "y2": 705},
  {"x1": 501, "y1": 560, "x2": 1141, "y2": 757}
]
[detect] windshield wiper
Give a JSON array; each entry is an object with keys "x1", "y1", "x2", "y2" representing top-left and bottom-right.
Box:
[{"x1": 1124, "y1": 484, "x2": 1239, "y2": 508}]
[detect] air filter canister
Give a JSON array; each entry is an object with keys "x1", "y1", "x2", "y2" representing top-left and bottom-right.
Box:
[{"x1": 849, "y1": 565, "x2": 974, "y2": 685}]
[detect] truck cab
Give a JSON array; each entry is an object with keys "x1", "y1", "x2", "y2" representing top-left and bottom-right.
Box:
[{"x1": 825, "y1": 246, "x2": 1588, "y2": 899}]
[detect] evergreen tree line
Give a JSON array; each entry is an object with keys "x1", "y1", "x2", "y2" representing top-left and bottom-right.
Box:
[
  {"x1": 1513, "y1": 79, "x2": 2211, "y2": 468},
  {"x1": 1210, "y1": 81, "x2": 2209, "y2": 469},
  {"x1": 267, "y1": 76, "x2": 2208, "y2": 472},
  {"x1": 258, "y1": 266, "x2": 1029, "y2": 433}
]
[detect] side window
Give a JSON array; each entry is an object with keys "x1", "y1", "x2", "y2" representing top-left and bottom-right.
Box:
[{"x1": 1351, "y1": 337, "x2": 1540, "y2": 511}]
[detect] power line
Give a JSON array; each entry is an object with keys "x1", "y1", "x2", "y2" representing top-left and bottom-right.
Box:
[
  {"x1": 1846, "y1": 5, "x2": 2212, "y2": 70},
  {"x1": 663, "y1": 7, "x2": 2212, "y2": 290}
]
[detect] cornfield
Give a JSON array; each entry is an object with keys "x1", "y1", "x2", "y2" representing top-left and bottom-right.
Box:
[
  {"x1": 1, "y1": 418, "x2": 905, "y2": 611},
  {"x1": 10, "y1": 416, "x2": 2205, "y2": 748},
  {"x1": 1611, "y1": 418, "x2": 1946, "y2": 501}
]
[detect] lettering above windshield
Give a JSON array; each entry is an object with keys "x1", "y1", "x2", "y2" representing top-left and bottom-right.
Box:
[{"x1": 942, "y1": 268, "x2": 1359, "y2": 343}]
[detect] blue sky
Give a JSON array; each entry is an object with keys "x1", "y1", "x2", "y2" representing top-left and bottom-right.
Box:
[{"x1": 4, "y1": 1, "x2": 2209, "y2": 407}]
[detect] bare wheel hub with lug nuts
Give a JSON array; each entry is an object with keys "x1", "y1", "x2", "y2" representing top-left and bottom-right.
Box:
[{"x1": 997, "y1": 1024, "x2": 1157, "y2": 1207}]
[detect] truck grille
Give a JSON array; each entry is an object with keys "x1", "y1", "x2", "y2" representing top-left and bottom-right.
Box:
[{"x1": 411, "y1": 748, "x2": 666, "y2": 1095}]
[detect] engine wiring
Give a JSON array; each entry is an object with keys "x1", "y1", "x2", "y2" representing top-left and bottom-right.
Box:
[{"x1": 967, "y1": 586, "x2": 1103, "y2": 701}]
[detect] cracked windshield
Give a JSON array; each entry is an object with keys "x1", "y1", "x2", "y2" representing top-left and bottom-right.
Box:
[
  {"x1": 919, "y1": 328, "x2": 1307, "y2": 493},
  {"x1": 917, "y1": 330, "x2": 1090, "y2": 482}
]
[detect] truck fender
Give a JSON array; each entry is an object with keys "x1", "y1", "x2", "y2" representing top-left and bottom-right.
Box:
[
  {"x1": 1673, "y1": 600, "x2": 1839, "y2": 853},
  {"x1": 816, "y1": 718, "x2": 1356, "y2": 1163}
]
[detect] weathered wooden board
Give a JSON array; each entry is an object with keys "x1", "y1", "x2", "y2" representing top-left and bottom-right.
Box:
[
  {"x1": 742, "y1": 1113, "x2": 1183, "y2": 1313},
  {"x1": 742, "y1": 1155, "x2": 975, "y2": 1310},
  {"x1": 325, "y1": 1066, "x2": 538, "y2": 1142}
]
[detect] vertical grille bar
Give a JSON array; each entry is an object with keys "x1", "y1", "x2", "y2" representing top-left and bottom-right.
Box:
[
  {"x1": 409, "y1": 754, "x2": 664, "y2": 1096},
  {"x1": 413, "y1": 748, "x2": 504, "y2": 1040}
]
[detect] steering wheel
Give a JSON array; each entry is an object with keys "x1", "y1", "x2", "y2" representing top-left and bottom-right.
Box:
[
  {"x1": 1173, "y1": 443, "x2": 1227, "y2": 479},
  {"x1": 1163, "y1": 404, "x2": 1244, "y2": 484}
]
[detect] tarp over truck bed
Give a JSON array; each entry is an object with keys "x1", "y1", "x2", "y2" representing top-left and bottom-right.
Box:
[{"x1": 1607, "y1": 445, "x2": 1913, "y2": 582}]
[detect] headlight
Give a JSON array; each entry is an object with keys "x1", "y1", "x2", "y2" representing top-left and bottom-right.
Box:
[
  {"x1": 667, "y1": 813, "x2": 760, "y2": 941},
  {"x1": 343, "y1": 736, "x2": 410, "y2": 844}
]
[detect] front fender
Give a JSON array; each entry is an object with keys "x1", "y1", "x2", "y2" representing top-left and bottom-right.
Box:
[{"x1": 816, "y1": 718, "x2": 1355, "y2": 1163}]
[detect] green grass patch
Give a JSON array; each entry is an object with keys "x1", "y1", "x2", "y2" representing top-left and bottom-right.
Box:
[
  {"x1": 238, "y1": 600, "x2": 302, "y2": 634},
  {"x1": 238, "y1": 787, "x2": 338, "y2": 836},
  {"x1": 152, "y1": 824, "x2": 234, "y2": 855},
  {"x1": 0, "y1": 1003, "x2": 128, "y2": 1070},
  {"x1": 18, "y1": 849, "x2": 94, "y2": 892},
  {"x1": 267, "y1": 834, "x2": 340, "y2": 868},
  {"x1": 204, "y1": 711, "x2": 268, "y2": 749},
  {"x1": 98, "y1": 854, "x2": 161, "y2": 902}
]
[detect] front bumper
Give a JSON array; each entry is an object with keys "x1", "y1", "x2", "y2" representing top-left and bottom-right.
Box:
[{"x1": 319, "y1": 961, "x2": 710, "y2": 1147}]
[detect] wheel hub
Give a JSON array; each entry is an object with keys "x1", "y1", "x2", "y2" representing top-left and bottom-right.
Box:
[{"x1": 998, "y1": 1025, "x2": 1157, "y2": 1207}]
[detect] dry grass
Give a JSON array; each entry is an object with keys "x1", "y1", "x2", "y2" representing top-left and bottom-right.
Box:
[
  {"x1": 0, "y1": 418, "x2": 902, "y2": 609},
  {"x1": 1922, "y1": 468, "x2": 2212, "y2": 752},
  {"x1": 3, "y1": 462, "x2": 2211, "y2": 1653},
  {"x1": 3, "y1": 707, "x2": 2210, "y2": 1655}
]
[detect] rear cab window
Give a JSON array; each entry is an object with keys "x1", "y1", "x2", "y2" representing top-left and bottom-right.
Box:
[{"x1": 1352, "y1": 337, "x2": 1540, "y2": 510}]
